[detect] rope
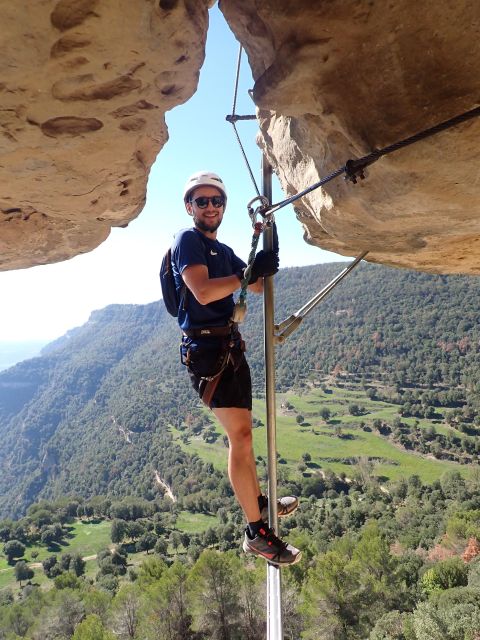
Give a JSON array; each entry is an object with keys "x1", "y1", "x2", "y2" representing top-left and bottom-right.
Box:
[
  {"x1": 226, "y1": 44, "x2": 261, "y2": 197},
  {"x1": 239, "y1": 222, "x2": 263, "y2": 304},
  {"x1": 266, "y1": 105, "x2": 480, "y2": 216}
]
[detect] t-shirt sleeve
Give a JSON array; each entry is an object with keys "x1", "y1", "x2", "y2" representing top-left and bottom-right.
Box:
[{"x1": 173, "y1": 232, "x2": 207, "y2": 274}]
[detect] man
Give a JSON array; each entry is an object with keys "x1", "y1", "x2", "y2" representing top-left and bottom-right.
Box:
[{"x1": 170, "y1": 171, "x2": 302, "y2": 566}]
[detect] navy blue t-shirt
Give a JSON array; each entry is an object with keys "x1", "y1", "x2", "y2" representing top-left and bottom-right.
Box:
[{"x1": 171, "y1": 227, "x2": 246, "y2": 331}]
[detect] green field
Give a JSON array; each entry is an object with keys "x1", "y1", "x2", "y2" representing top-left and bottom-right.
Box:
[
  {"x1": 0, "y1": 520, "x2": 111, "y2": 590},
  {"x1": 172, "y1": 384, "x2": 473, "y2": 485},
  {"x1": 175, "y1": 510, "x2": 219, "y2": 533},
  {"x1": 0, "y1": 510, "x2": 221, "y2": 592}
]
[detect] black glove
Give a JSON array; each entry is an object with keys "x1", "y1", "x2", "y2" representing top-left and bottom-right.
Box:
[
  {"x1": 248, "y1": 250, "x2": 279, "y2": 284},
  {"x1": 271, "y1": 222, "x2": 279, "y2": 253}
]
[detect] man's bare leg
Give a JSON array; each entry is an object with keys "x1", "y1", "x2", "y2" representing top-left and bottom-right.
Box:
[{"x1": 213, "y1": 407, "x2": 262, "y2": 523}]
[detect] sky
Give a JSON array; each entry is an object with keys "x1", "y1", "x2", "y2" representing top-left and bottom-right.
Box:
[{"x1": 0, "y1": 5, "x2": 347, "y2": 343}]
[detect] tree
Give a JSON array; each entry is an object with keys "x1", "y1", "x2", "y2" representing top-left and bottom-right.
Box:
[
  {"x1": 72, "y1": 553, "x2": 87, "y2": 577},
  {"x1": 111, "y1": 519, "x2": 128, "y2": 544},
  {"x1": 170, "y1": 531, "x2": 182, "y2": 552},
  {"x1": 14, "y1": 560, "x2": 34, "y2": 587},
  {"x1": 1, "y1": 602, "x2": 33, "y2": 637},
  {"x1": 320, "y1": 407, "x2": 331, "y2": 422},
  {"x1": 112, "y1": 584, "x2": 142, "y2": 639},
  {"x1": 4, "y1": 539, "x2": 25, "y2": 564},
  {"x1": 40, "y1": 527, "x2": 56, "y2": 546},
  {"x1": 236, "y1": 563, "x2": 265, "y2": 640},
  {"x1": 202, "y1": 528, "x2": 217, "y2": 547},
  {"x1": 43, "y1": 554, "x2": 60, "y2": 578},
  {"x1": 137, "y1": 532, "x2": 157, "y2": 554},
  {"x1": 60, "y1": 552, "x2": 73, "y2": 571},
  {"x1": 420, "y1": 558, "x2": 468, "y2": 596},
  {"x1": 154, "y1": 538, "x2": 168, "y2": 557},
  {"x1": 369, "y1": 610, "x2": 414, "y2": 640},
  {"x1": 413, "y1": 590, "x2": 480, "y2": 640},
  {"x1": 47, "y1": 589, "x2": 85, "y2": 639},
  {"x1": 462, "y1": 537, "x2": 480, "y2": 563},
  {"x1": 179, "y1": 532, "x2": 190, "y2": 548},
  {"x1": 40, "y1": 523, "x2": 64, "y2": 546},
  {"x1": 302, "y1": 524, "x2": 402, "y2": 639},
  {"x1": 137, "y1": 556, "x2": 168, "y2": 586},
  {"x1": 141, "y1": 561, "x2": 194, "y2": 640},
  {"x1": 349, "y1": 403, "x2": 361, "y2": 416},
  {"x1": 127, "y1": 521, "x2": 145, "y2": 542},
  {"x1": 189, "y1": 550, "x2": 241, "y2": 639},
  {"x1": 83, "y1": 589, "x2": 112, "y2": 622},
  {"x1": 97, "y1": 547, "x2": 127, "y2": 578},
  {"x1": 96, "y1": 574, "x2": 119, "y2": 595},
  {"x1": 302, "y1": 536, "x2": 360, "y2": 638},
  {"x1": 72, "y1": 614, "x2": 115, "y2": 640},
  {"x1": 54, "y1": 571, "x2": 83, "y2": 590},
  {"x1": 111, "y1": 547, "x2": 128, "y2": 572}
]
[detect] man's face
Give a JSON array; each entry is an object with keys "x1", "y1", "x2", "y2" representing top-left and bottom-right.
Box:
[{"x1": 186, "y1": 186, "x2": 225, "y2": 234}]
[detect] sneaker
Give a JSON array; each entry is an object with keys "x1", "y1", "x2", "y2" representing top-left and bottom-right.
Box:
[
  {"x1": 260, "y1": 495, "x2": 299, "y2": 522},
  {"x1": 243, "y1": 526, "x2": 302, "y2": 566}
]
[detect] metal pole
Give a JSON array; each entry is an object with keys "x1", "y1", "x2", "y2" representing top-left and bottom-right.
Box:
[{"x1": 262, "y1": 155, "x2": 283, "y2": 640}]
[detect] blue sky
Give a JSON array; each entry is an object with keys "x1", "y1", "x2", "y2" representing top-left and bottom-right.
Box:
[{"x1": 0, "y1": 5, "x2": 346, "y2": 342}]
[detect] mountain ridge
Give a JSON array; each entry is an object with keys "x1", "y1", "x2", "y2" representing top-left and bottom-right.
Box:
[{"x1": 0, "y1": 262, "x2": 478, "y2": 518}]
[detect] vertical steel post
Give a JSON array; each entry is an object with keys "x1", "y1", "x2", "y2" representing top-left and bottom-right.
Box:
[{"x1": 261, "y1": 155, "x2": 283, "y2": 640}]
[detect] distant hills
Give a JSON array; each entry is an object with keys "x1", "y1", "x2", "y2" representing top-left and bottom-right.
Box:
[{"x1": 0, "y1": 262, "x2": 478, "y2": 518}]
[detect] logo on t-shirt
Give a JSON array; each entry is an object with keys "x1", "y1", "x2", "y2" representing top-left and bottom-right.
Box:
[{"x1": 210, "y1": 249, "x2": 218, "y2": 256}]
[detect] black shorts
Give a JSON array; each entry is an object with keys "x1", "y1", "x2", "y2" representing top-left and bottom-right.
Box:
[{"x1": 181, "y1": 335, "x2": 252, "y2": 410}]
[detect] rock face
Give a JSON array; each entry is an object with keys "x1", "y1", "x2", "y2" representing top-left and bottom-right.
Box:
[
  {"x1": 1, "y1": 0, "x2": 479, "y2": 274},
  {"x1": 220, "y1": 0, "x2": 480, "y2": 274},
  {"x1": 0, "y1": 0, "x2": 212, "y2": 270}
]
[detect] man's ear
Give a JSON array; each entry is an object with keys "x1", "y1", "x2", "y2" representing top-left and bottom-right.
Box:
[{"x1": 185, "y1": 201, "x2": 194, "y2": 217}]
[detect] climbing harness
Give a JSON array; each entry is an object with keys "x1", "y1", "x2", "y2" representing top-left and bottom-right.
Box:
[{"x1": 181, "y1": 324, "x2": 246, "y2": 408}]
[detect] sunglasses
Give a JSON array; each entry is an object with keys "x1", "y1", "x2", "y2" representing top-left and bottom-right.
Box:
[{"x1": 192, "y1": 195, "x2": 225, "y2": 209}]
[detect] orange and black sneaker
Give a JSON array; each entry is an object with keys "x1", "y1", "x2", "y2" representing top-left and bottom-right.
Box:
[{"x1": 243, "y1": 526, "x2": 302, "y2": 566}]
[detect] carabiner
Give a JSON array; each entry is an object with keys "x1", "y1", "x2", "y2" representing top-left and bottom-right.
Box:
[{"x1": 247, "y1": 195, "x2": 269, "y2": 226}]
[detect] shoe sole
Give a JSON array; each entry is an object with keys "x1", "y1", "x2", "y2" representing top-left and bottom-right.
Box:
[
  {"x1": 243, "y1": 540, "x2": 302, "y2": 567},
  {"x1": 261, "y1": 501, "x2": 299, "y2": 522}
]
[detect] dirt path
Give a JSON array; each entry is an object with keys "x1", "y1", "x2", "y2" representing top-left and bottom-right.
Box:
[
  {"x1": 154, "y1": 471, "x2": 177, "y2": 502},
  {"x1": 110, "y1": 415, "x2": 132, "y2": 444}
]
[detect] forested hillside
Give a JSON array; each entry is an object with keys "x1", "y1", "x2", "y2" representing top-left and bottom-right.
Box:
[{"x1": 0, "y1": 263, "x2": 478, "y2": 519}]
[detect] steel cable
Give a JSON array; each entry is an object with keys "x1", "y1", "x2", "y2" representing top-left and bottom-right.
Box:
[
  {"x1": 267, "y1": 105, "x2": 480, "y2": 215},
  {"x1": 227, "y1": 44, "x2": 261, "y2": 197}
]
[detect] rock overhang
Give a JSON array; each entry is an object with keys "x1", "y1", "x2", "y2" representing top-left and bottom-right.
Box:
[{"x1": 1, "y1": 0, "x2": 479, "y2": 274}]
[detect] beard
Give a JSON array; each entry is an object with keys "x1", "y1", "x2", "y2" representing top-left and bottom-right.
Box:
[{"x1": 194, "y1": 215, "x2": 222, "y2": 233}]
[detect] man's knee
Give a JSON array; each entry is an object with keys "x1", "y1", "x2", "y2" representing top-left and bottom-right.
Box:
[{"x1": 228, "y1": 423, "x2": 253, "y2": 452}]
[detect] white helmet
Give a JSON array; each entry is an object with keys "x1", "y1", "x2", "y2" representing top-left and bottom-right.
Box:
[{"x1": 183, "y1": 171, "x2": 227, "y2": 204}]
